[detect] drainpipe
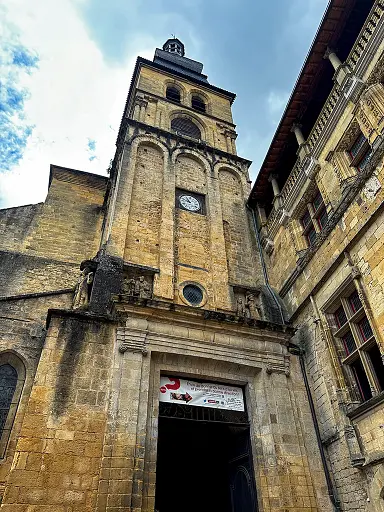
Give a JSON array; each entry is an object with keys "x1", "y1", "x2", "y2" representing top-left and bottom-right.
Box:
[
  {"x1": 246, "y1": 204, "x2": 286, "y2": 325},
  {"x1": 289, "y1": 342, "x2": 341, "y2": 512}
]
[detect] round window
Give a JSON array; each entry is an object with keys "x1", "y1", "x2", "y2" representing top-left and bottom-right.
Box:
[{"x1": 183, "y1": 284, "x2": 203, "y2": 306}]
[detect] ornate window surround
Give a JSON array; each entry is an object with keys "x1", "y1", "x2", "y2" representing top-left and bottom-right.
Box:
[{"x1": 321, "y1": 274, "x2": 384, "y2": 407}]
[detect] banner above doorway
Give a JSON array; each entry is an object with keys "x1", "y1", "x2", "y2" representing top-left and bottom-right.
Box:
[{"x1": 159, "y1": 376, "x2": 245, "y2": 411}]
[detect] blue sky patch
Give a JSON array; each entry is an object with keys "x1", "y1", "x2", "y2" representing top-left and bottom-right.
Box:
[{"x1": 0, "y1": 41, "x2": 39, "y2": 172}]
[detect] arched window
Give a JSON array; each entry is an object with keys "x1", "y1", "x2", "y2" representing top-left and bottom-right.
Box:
[
  {"x1": 0, "y1": 354, "x2": 25, "y2": 458},
  {"x1": 191, "y1": 95, "x2": 206, "y2": 113},
  {"x1": 171, "y1": 117, "x2": 201, "y2": 140},
  {"x1": 166, "y1": 86, "x2": 181, "y2": 103}
]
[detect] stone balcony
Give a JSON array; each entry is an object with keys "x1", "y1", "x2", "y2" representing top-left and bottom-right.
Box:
[{"x1": 263, "y1": 0, "x2": 384, "y2": 244}]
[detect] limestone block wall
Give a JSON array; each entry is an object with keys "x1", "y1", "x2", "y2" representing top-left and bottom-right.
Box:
[
  {"x1": 219, "y1": 168, "x2": 257, "y2": 287},
  {"x1": 1, "y1": 313, "x2": 115, "y2": 512},
  {"x1": 107, "y1": 127, "x2": 260, "y2": 312},
  {"x1": 124, "y1": 143, "x2": 163, "y2": 268},
  {"x1": 0, "y1": 204, "x2": 43, "y2": 254},
  {"x1": 135, "y1": 65, "x2": 235, "y2": 154},
  {"x1": 0, "y1": 293, "x2": 73, "y2": 501},
  {"x1": 92, "y1": 305, "x2": 333, "y2": 512},
  {"x1": 20, "y1": 167, "x2": 106, "y2": 264},
  {"x1": 0, "y1": 166, "x2": 107, "y2": 300}
]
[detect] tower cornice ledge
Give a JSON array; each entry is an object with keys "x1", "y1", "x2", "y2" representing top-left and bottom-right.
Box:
[
  {"x1": 112, "y1": 294, "x2": 294, "y2": 338},
  {"x1": 120, "y1": 118, "x2": 252, "y2": 168}
]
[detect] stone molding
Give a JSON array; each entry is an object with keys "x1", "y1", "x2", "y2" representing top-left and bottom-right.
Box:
[
  {"x1": 117, "y1": 327, "x2": 148, "y2": 354},
  {"x1": 116, "y1": 316, "x2": 291, "y2": 374}
]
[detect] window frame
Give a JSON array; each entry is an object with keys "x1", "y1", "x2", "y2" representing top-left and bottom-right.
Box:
[
  {"x1": 300, "y1": 189, "x2": 328, "y2": 247},
  {"x1": 166, "y1": 86, "x2": 181, "y2": 104},
  {"x1": 191, "y1": 94, "x2": 206, "y2": 113},
  {"x1": 348, "y1": 133, "x2": 372, "y2": 172},
  {"x1": 325, "y1": 283, "x2": 383, "y2": 403},
  {"x1": 0, "y1": 352, "x2": 26, "y2": 459}
]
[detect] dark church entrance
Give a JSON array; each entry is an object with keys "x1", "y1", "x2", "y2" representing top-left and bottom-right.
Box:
[{"x1": 155, "y1": 402, "x2": 258, "y2": 512}]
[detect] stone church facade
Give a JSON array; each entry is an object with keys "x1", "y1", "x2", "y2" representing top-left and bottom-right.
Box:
[{"x1": 0, "y1": 1, "x2": 383, "y2": 511}]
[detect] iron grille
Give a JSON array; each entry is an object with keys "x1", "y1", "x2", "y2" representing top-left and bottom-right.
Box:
[
  {"x1": 0, "y1": 364, "x2": 17, "y2": 433},
  {"x1": 349, "y1": 291, "x2": 362, "y2": 313},
  {"x1": 159, "y1": 401, "x2": 249, "y2": 425},
  {"x1": 335, "y1": 306, "x2": 347, "y2": 329},
  {"x1": 171, "y1": 117, "x2": 201, "y2": 139},
  {"x1": 358, "y1": 317, "x2": 373, "y2": 341},
  {"x1": 342, "y1": 330, "x2": 357, "y2": 356},
  {"x1": 183, "y1": 284, "x2": 203, "y2": 306}
]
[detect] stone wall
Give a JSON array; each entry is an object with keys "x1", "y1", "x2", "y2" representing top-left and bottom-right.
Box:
[
  {"x1": 124, "y1": 143, "x2": 163, "y2": 268},
  {"x1": 135, "y1": 66, "x2": 235, "y2": 154},
  {"x1": 1, "y1": 312, "x2": 115, "y2": 512}
]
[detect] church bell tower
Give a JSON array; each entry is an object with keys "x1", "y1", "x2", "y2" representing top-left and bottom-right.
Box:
[{"x1": 100, "y1": 38, "x2": 262, "y2": 314}]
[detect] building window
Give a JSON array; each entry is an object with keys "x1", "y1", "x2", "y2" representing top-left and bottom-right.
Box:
[
  {"x1": 166, "y1": 86, "x2": 181, "y2": 103},
  {"x1": 0, "y1": 353, "x2": 26, "y2": 458},
  {"x1": 349, "y1": 133, "x2": 372, "y2": 171},
  {"x1": 191, "y1": 95, "x2": 206, "y2": 113},
  {"x1": 327, "y1": 286, "x2": 384, "y2": 402},
  {"x1": 300, "y1": 189, "x2": 328, "y2": 246},
  {"x1": 171, "y1": 117, "x2": 201, "y2": 139}
]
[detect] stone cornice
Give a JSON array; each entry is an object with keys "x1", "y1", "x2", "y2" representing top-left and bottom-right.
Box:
[
  {"x1": 122, "y1": 118, "x2": 252, "y2": 168},
  {"x1": 112, "y1": 294, "x2": 294, "y2": 339}
]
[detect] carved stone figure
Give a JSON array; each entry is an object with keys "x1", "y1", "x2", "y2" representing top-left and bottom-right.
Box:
[
  {"x1": 73, "y1": 265, "x2": 94, "y2": 309},
  {"x1": 246, "y1": 292, "x2": 258, "y2": 319},
  {"x1": 136, "y1": 276, "x2": 152, "y2": 299},
  {"x1": 123, "y1": 278, "x2": 135, "y2": 296},
  {"x1": 236, "y1": 297, "x2": 246, "y2": 317}
]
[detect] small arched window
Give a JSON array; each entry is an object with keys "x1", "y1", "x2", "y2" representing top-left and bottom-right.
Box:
[
  {"x1": 0, "y1": 354, "x2": 25, "y2": 458},
  {"x1": 171, "y1": 117, "x2": 201, "y2": 140},
  {"x1": 191, "y1": 95, "x2": 206, "y2": 113},
  {"x1": 166, "y1": 86, "x2": 181, "y2": 103}
]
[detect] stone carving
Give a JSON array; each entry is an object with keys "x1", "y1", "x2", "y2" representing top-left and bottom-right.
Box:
[
  {"x1": 234, "y1": 289, "x2": 260, "y2": 320},
  {"x1": 245, "y1": 292, "x2": 259, "y2": 319},
  {"x1": 136, "y1": 276, "x2": 152, "y2": 299},
  {"x1": 73, "y1": 261, "x2": 95, "y2": 309},
  {"x1": 122, "y1": 274, "x2": 153, "y2": 300},
  {"x1": 236, "y1": 297, "x2": 246, "y2": 317}
]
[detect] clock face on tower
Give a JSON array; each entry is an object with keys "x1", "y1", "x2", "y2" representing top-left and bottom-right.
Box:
[{"x1": 179, "y1": 194, "x2": 201, "y2": 212}]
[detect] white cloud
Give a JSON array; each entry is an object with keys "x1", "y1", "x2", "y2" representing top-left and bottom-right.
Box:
[
  {"x1": 0, "y1": 0, "x2": 154, "y2": 208},
  {"x1": 267, "y1": 90, "x2": 289, "y2": 125}
]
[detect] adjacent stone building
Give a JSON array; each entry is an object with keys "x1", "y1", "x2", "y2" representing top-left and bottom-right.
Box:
[
  {"x1": 0, "y1": 0, "x2": 383, "y2": 511},
  {"x1": 249, "y1": 0, "x2": 384, "y2": 509}
]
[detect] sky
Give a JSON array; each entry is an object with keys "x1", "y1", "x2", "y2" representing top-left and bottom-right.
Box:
[{"x1": 0, "y1": 0, "x2": 328, "y2": 208}]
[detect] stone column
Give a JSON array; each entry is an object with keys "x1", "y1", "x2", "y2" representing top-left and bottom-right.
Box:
[
  {"x1": 153, "y1": 150, "x2": 175, "y2": 300},
  {"x1": 96, "y1": 318, "x2": 151, "y2": 512},
  {"x1": 208, "y1": 167, "x2": 232, "y2": 310},
  {"x1": 268, "y1": 174, "x2": 282, "y2": 209},
  {"x1": 291, "y1": 123, "x2": 305, "y2": 146},
  {"x1": 324, "y1": 47, "x2": 349, "y2": 87},
  {"x1": 324, "y1": 47, "x2": 342, "y2": 71},
  {"x1": 134, "y1": 102, "x2": 141, "y2": 121},
  {"x1": 256, "y1": 203, "x2": 267, "y2": 227},
  {"x1": 139, "y1": 101, "x2": 148, "y2": 123},
  {"x1": 307, "y1": 203, "x2": 321, "y2": 234}
]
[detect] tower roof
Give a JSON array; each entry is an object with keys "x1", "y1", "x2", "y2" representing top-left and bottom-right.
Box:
[
  {"x1": 162, "y1": 38, "x2": 185, "y2": 57},
  {"x1": 154, "y1": 39, "x2": 207, "y2": 83}
]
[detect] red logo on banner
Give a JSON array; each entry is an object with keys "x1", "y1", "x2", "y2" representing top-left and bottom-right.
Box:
[{"x1": 160, "y1": 378, "x2": 181, "y2": 393}]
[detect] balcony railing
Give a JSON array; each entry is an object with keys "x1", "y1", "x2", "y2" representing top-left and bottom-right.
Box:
[{"x1": 265, "y1": 0, "x2": 384, "y2": 240}]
